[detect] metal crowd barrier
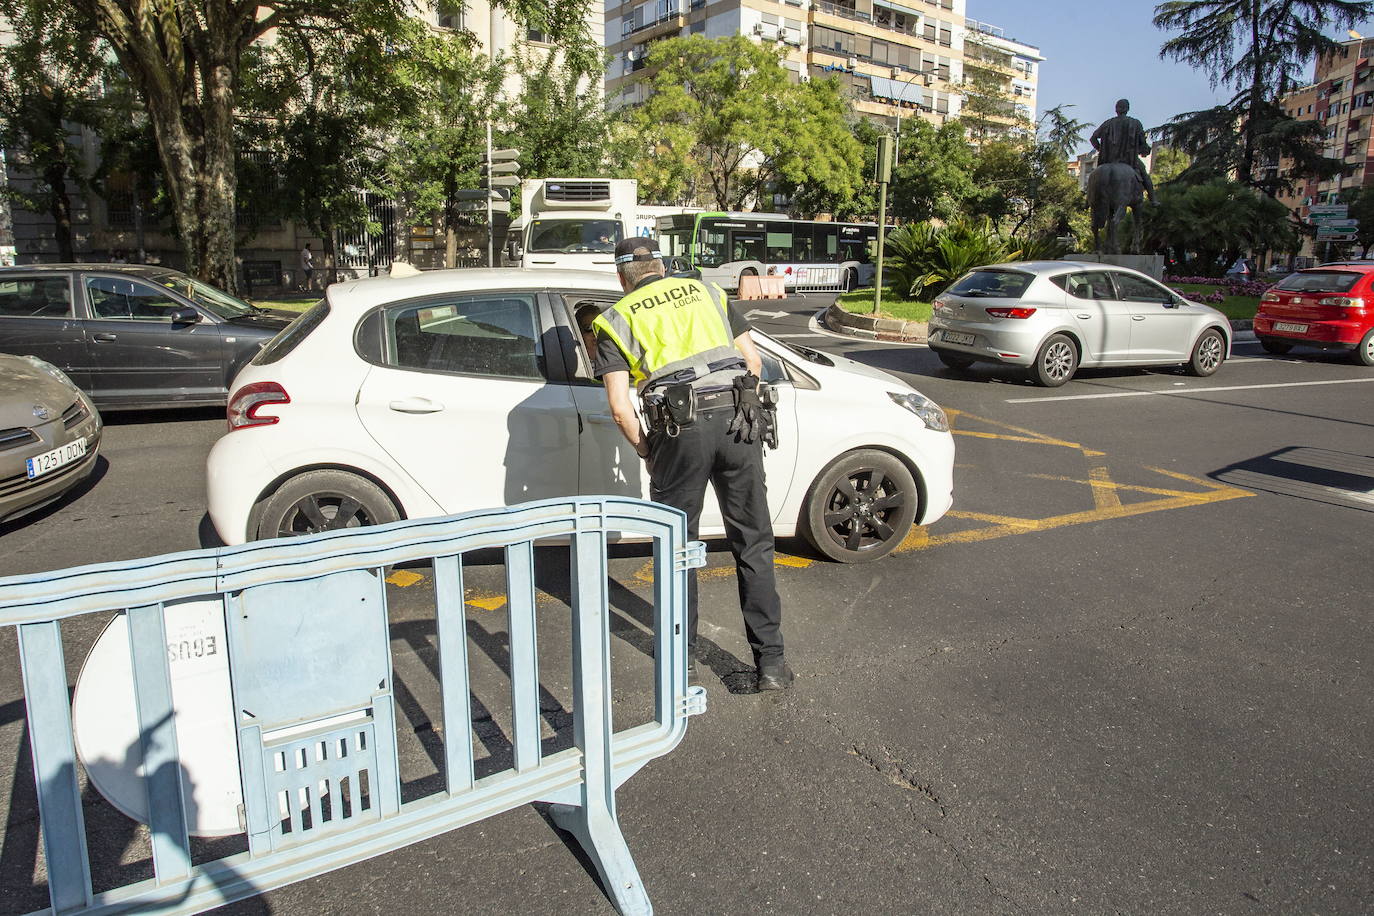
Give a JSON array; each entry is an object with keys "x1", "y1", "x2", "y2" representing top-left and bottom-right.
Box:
[
  {"x1": 791, "y1": 266, "x2": 847, "y2": 293},
  {"x1": 0, "y1": 496, "x2": 707, "y2": 916}
]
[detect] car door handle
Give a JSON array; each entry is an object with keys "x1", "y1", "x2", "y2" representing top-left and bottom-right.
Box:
[
  {"x1": 94, "y1": 332, "x2": 117, "y2": 342},
  {"x1": 588, "y1": 413, "x2": 618, "y2": 425},
  {"x1": 1132, "y1": 315, "x2": 1146, "y2": 321},
  {"x1": 1075, "y1": 313, "x2": 1092, "y2": 320},
  {"x1": 388, "y1": 397, "x2": 444, "y2": 414}
]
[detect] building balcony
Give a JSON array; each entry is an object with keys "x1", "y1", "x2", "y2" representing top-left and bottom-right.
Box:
[{"x1": 621, "y1": 12, "x2": 684, "y2": 41}]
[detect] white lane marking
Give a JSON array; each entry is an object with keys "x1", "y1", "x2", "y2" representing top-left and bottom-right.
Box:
[
  {"x1": 1006, "y1": 377, "x2": 1374, "y2": 403},
  {"x1": 745, "y1": 308, "x2": 789, "y2": 319}
]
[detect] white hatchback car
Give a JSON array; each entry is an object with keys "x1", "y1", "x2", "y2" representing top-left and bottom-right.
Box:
[{"x1": 206, "y1": 269, "x2": 954, "y2": 562}]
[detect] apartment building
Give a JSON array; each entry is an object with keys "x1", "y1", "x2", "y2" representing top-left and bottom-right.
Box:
[
  {"x1": 604, "y1": 1, "x2": 1041, "y2": 137},
  {"x1": 1276, "y1": 35, "x2": 1374, "y2": 257}
]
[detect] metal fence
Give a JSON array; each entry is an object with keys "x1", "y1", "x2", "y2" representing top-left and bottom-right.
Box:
[
  {"x1": 791, "y1": 265, "x2": 849, "y2": 293},
  {"x1": 1, "y1": 496, "x2": 706, "y2": 916}
]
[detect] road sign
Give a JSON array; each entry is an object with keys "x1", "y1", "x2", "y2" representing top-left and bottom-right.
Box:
[
  {"x1": 488, "y1": 161, "x2": 520, "y2": 174},
  {"x1": 481, "y1": 175, "x2": 521, "y2": 189},
  {"x1": 458, "y1": 199, "x2": 511, "y2": 214},
  {"x1": 454, "y1": 189, "x2": 490, "y2": 201},
  {"x1": 1316, "y1": 230, "x2": 1358, "y2": 241},
  {"x1": 1317, "y1": 218, "x2": 1359, "y2": 229},
  {"x1": 1309, "y1": 204, "x2": 1349, "y2": 221}
]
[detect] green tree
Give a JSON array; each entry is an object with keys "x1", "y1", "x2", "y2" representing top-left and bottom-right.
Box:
[
  {"x1": 888, "y1": 118, "x2": 977, "y2": 223},
  {"x1": 68, "y1": 0, "x2": 588, "y2": 292},
  {"x1": 1338, "y1": 186, "x2": 1374, "y2": 256},
  {"x1": 0, "y1": 0, "x2": 108, "y2": 261},
  {"x1": 1038, "y1": 104, "x2": 1088, "y2": 160},
  {"x1": 1149, "y1": 145, "x2": 1191, "y2": 184},
  {"x1": 508, "y1": 55, "x2": 617, "y2": 180},
  {"x1": 780, "y1": 117, "x2": 883, "y2": 220},
  {"x1": 1141, "y1": 178, "x2": 1297, "y2": 270},
  {"x1": 1153, "y1": 0, "x2": 1371, "y2": 192},
  {"x1": 630, "y1": 36, "x2": 862, "y2": 210},
  {"x1": 375, "y1": 25, "x2": 507, "y2": 267}
]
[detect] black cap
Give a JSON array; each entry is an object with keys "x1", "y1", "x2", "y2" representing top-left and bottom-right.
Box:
[{"x1": 614, "y1": 237, "x2": 661, "y2": 264}]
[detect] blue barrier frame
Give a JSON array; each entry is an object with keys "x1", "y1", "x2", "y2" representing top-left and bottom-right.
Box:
[{"x1": 0, "y1": 496, "x2": 708, "y2": 916}]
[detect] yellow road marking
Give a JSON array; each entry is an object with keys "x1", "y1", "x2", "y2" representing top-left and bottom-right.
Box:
[
  {"x1": 945, "y1": 510, "x2": 1039, "y2": 529},
  {"x1": 385, "y1": 570, "x2": 425, "y2": 587},
  {"x1": 467, "y1": 595, "x2": 508, "y2": 611},
  {"x1": 1088, "y1": 466, "x2": 1122, "y2": 510},
  {"x1": 774, "y1": 553, "x2": 813, "y2": 568},
  {"x1": 949, "y1": 408, "x2": 1105, "y2": 456}
]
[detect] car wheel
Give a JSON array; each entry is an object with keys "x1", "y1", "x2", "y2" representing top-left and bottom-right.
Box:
[
  {"x1": 1259, "y1": 336, "x2": 1293, "y2": 355},
  {"x1": 1356, "y1": 329, "x2": 1374, "y2": 366},
  {"x1": 1030, "y1": 334, "x2": 1077, "y2": 387},
  {"x1": 255, "y1": 470, "x2": 400, "y2": 540},
  {"x1": 1186, "y1": 328, "x2": 1226, "y2": 376},
  {"x1": 801, "y1": 449, "x2": 918, "y2": 563},
  {"x1": 936, "y1": 350, "x2": 976, "y2": 370}
]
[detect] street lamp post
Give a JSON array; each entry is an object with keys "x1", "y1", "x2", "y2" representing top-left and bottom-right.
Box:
[{"x1": 891, "y1": 69, "x2": 936, "y2": 165}]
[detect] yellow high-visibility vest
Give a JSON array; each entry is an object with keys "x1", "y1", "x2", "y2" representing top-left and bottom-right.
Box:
[{"x1": 592, "y1": 275, "x2": 743, "y2": 386}]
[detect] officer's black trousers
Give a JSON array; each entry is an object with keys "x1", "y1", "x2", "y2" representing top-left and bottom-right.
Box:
[{"x1": 646, "y1": 406, "x2": 784, "y2": 665}]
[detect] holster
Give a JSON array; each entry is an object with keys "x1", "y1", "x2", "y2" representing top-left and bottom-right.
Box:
[{"x1": 641, "y1": 383, "x2": 695, "y2": 437}]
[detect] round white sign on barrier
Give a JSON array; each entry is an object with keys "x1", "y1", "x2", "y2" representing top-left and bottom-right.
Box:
[{"x1": 72, "y1": 597, "x2": 244, "y2": 837}]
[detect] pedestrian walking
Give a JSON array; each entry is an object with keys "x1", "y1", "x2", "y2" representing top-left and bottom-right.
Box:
[
  {"x1": 590, "y1": 238, "x2": 793, "y2": 691},
  {"x1": 300, "y1": 242, "x2": 315, "y2": 291}
]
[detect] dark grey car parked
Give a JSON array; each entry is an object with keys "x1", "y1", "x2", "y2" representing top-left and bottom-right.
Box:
[{"x1": 0, "y1": 265, "x2": 292, "y2": 409}]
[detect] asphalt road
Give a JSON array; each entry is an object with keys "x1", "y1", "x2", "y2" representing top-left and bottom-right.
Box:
[{"x1": 1, "y1": 294, "x2": 1372, "y2": 914}]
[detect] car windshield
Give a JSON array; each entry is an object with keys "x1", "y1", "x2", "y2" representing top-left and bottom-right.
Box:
[
  {"x1": 947, "y1": 270, "x2": 1033, "y2": 299},
  {"x1": 528, "y1": 219, "x2": 623, "y2": 254},
  {"x1": 158, "y1": 275, "x2": 257, "y2": 318},
  {"x1": 1274, "y1": 270, "x2": 1362, "y2": 293}
]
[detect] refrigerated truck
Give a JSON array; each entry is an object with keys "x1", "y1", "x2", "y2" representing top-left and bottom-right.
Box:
[
  {"x1": 512, "y1": 178, "x2": 704, "y2": 272},
  {"x1": 515, "y1": 178, "x2": 636, "y2": 272}
]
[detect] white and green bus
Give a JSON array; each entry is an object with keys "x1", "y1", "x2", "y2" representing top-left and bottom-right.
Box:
[{"x1": 655, "y1": 212, "x2": 886, "y2": 292}]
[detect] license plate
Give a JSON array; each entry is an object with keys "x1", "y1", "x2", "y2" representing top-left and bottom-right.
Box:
[
  {"x1": 25, "y1": 437, "x2": 88, "y2": 480},
  {"x1": 1274, "y1": 322, "x2": 1308, "y2": 333},
  {"x1": 943, "y1": 331, "x2": 976, "y2": 346}
]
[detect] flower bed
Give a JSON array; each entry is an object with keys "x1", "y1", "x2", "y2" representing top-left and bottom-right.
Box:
[{"x1": 1164, "y1": 275, "x2": 1270, "y2": 298}]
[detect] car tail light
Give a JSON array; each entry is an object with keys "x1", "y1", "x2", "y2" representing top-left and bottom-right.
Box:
[
  {"x1": 1317, "y1": 296, "x2": 1364, "y2": 308},
  {"x1": 228, "y1": 381, "x2": 290, "y2": 431},
  {"x1": 1261, "y1": 291, "x2": 1280, "y2": 303},
  {"x1": 985, "y1": 306, "x2": 1037, "y2": 319}
]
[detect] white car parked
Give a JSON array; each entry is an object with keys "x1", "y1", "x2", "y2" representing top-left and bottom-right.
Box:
[{"x1": 206, "y1": 269, "x2": 954, "y2": 562}]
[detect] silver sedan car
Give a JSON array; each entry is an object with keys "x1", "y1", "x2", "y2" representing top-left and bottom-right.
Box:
[
  {"x1": 927, "y1": 261, "x2": 1232, "y2": 387},
  {"x1": 0, "y1": 353, "x2": 102, "y2": 525}
]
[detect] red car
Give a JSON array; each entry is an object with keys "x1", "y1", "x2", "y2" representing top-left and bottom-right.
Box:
[{"x1": 1254, "y1": 264, "x2": 1374, "y2": 365}]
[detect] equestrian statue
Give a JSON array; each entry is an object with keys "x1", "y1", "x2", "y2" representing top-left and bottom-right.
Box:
[{"x1": 1087, "y1": 99, "x2": 1154, "y2": 254}]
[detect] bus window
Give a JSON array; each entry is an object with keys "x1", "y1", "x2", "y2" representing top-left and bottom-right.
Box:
[
  {"x1": 731, "y1": 231, "x2": 764, "y2": 262},
  {"x1": 814, "y1": 225, "x2": 838, "y2": 259},
  {"x1": 792, "y1": 231, "x2": 814, "y2": 262},
  {"x1": 766, "y1": 229, "x2": 793, "y2": 262},
  {"x1": 699, "y1": 227, "x2": 728, "y2": 267}
]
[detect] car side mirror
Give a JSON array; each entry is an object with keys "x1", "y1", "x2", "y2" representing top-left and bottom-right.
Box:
[
  {"x1": 668, "y1": 256, "x2": 689, "y2": 273},
  {"x1": 169, "y1": 306, "x2": 200, "y2": 324}
]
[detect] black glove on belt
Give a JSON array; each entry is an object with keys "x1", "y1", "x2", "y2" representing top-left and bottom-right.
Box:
[{"x1": 727, "y1": 373, "x2": 777, "y2": 449}]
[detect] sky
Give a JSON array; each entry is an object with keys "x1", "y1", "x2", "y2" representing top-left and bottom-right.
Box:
[{"x1": 965, "y1": 0, "x2": 1372, "y2": 152}]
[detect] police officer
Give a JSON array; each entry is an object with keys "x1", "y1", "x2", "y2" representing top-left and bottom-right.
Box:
[{"x1": 590, "y1": 238, "x2": 792, "y2": 691}]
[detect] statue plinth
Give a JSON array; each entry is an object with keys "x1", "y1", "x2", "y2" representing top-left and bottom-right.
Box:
[{"x1": 1063, "y1": 253, "x2": 1165, "y2": 281}]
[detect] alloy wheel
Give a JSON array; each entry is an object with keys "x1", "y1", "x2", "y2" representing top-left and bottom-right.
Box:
[{"x1": 821, "y1": 467, "x2": 907, "y2": 553}]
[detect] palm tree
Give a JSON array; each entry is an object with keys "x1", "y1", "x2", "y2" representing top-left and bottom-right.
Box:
[{"x1": 1153, "y1": 0, "x2": 1373, "y2": 187}]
